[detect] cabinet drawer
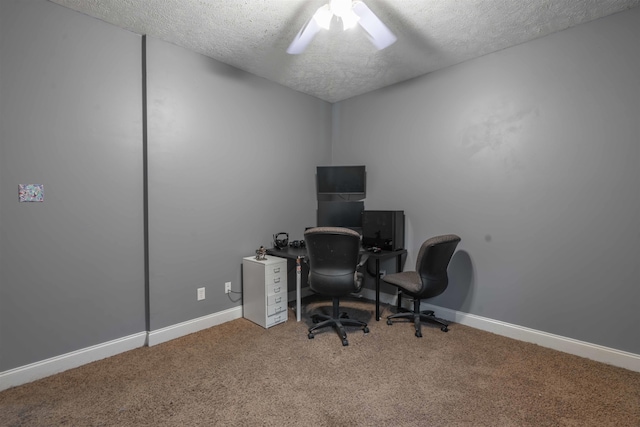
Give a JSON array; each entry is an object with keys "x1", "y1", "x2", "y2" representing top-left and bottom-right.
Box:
[
  {"x1": 266, "y1": 311, "x2": 287, "y2": 327},
  {"x1": 267, "y1": 294, "x2": 286, "y2": 306},
  {"x1": 265, "y1": 263, "x2": 284, "y2": 276},
  {"x1": 265, "y1": 272, "x2": 285, "y2": 287},
  {"x1": 267, "y1": 281, "x2": 285, "y2": 296},
  {"x1": 267, "y1": 301, "x2": 287, "y2": 317}
]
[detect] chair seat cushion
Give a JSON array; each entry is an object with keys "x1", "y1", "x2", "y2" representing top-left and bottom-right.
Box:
[{"x1": 382, "y1": 271, "x2": 422, "y2": 294}]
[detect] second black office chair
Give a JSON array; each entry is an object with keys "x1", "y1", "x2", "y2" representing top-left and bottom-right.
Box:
[
  {"x1": 383, "y1": 234, "x2": 461, "y2": 337},
  {"x1": 304, "y1": 227, "x2": 369, "y2": 346}
]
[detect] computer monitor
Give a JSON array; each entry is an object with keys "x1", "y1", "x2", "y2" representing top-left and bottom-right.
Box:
[
  {"x1": 316, "y1": 165, "x2": 366, "y2": 196},
  {"x1": 361, "y1": 210, "x2": 405, "y2": 251},
  {"x1": 317, "y1": 201, "x2": 364, "y2": 230}
]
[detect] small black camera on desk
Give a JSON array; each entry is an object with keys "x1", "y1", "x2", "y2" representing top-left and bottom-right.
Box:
[{"x1": 289, "y1": 239, "x2": 305, "y2": 249}]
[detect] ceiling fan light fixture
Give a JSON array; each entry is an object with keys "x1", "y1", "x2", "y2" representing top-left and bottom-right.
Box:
[
  {"x1": 313, "y1": 5, "x2": 333, "y2": 30},
  {"x1": 329, "y1": 0, "x2": 353, "y2": 18},
  {"x1": 340, "y1": 10, "x2": 360, "y2": 30},
  {"x1": 287, "y1": 0, "x2": 395, "y2": 55}
]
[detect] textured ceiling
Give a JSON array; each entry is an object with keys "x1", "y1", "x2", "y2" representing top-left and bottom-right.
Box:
[{"x1": 49, "y1": 0, "x2": 640, "y2": 103}]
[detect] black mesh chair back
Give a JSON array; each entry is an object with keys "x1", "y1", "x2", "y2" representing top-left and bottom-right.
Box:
[
  {"x1": 303, "y1": 227, "x2": 369, "y2": 346},
  {"x1": 305, "y1": 227, "x2": 363, "y2": 297}
]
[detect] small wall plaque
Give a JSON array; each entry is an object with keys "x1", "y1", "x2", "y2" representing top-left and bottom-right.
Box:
[{"x1": 19, "y1": 184, "x2": 44, "y2": 202}]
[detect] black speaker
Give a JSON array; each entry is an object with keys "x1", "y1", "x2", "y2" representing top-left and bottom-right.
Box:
[{"x1": 361, "y1": 210, "x2": 405, "y2": 251}]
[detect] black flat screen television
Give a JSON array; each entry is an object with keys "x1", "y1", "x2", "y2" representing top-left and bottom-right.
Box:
[{"x1": 316, "y1": 165, "x2": 366, "y2": 196}]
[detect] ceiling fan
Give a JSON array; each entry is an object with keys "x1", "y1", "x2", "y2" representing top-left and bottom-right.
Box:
[{"x1": 287, "y1": 0, "x2": 397, "y2": 54}]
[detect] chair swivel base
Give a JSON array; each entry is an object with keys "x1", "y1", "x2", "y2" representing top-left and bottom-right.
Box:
[
  {"x1": 307, "y1": 298, "x2": 369, "y2": 346},
  {"x1": 387, "y1": 309, "x2": 449, "y2": 338}
]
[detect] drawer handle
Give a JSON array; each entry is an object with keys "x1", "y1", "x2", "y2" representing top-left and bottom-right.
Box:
[
  {"x1": 275, "y1": 296, "x2": 282, "y2": 303},
  {"x1": 273, "y1": 287, "x2": 281, "y2": 293},
  {"x1": 275, "y1": 306, "x2": 284, "y2": 314},
  {"x1": 274, "y1": 315, "x2": 282, "y2": 322},
  {"x1": 273, "y1": 277, "x2": 281, "y2": 283},
  {"x1": 273, "y1": 267, "x2": 280, "y2": 273}
]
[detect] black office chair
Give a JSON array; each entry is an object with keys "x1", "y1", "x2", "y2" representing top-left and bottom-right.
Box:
[
  {"x1": 383, "y1": 234, "x2": 461, "y2": 337},
  {"x1": 304, "y1": 226, "x2": 369, "y2": 346}
]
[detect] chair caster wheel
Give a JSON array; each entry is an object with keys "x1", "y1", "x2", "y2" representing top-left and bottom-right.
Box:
[
  {"x1": 415, "y1": 330, "x2": 422, "y2": 338},
  {"x1": 441, "y1": 326, "x2": 449, "y2": 332},
  {"x1": 386, "y1": 319, "x2": 393, "y2": 325},
  {"x1": 342, "y1": 339, "x2": 349, "y2": 346},
  {"x1": 308, "y1": 333, "x2": 314, "y2": 339},
  {"x1": 363, "y1": 326, "x2": 370, "y2": 334}
]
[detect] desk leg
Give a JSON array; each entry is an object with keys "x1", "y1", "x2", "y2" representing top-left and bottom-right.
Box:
[
  {"x1": 396, "y1": 253, "x2": 403, "y2": 310},
  {"x1": 375, "y1": 258, "x2": 381, "y2": 321},
  {"x1": 296, "y1": 256, "x2": 302, "y2": 322}
]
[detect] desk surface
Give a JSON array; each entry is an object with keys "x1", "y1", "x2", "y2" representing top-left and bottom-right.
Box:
[
  {"x1": 266, "y1": 246, "x2": 406, "y2": 260},
  {"x1": 265, "y1": 246, "x2": 307, "y2": 260}
]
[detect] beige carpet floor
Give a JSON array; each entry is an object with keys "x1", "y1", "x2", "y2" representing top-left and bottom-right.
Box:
[{"x1": 1, "y1": 297, "x2": 639, "y2": 426}]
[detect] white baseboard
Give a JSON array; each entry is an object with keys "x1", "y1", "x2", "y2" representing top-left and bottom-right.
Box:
[
  {"x1": 359, "y1": 288, "x2": 640, "y2": 372},
  {"x1": 147, "y1": 306, "x2": 243, "y2": 346},
  {"x1": 250, "y1": 289, "x2": 640, "y2": 372},
  {"x1": 1, "y1": 307, "x2": 244, "y2": 392},
  {"x1": 0, "y1": 332, "x2": 147, "y2": 392},
  {"x1": 3, "y1": 299, "x2": 637, "y2": 392},
  {"x1": 411, "y1": 299, "x2": 640, "y2": 373}
]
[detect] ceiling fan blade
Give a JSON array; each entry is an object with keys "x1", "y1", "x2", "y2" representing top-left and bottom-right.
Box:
[
  {"x1": 353, "y1": 1, "x2": 397, "y2": 50},
  {"x1": 287, "y1": 16, "x2": 321, "y2": 54}
]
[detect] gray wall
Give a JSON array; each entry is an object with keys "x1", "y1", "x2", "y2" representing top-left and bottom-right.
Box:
[
  {"x1": 146, "y1": 37, "x2": 331, "y2": 330},
  {"x1": 334, "y1": 8, "x2": 640, "y2": 354},
  {"x1": 2, "y1": 0, "x2": 638, "y2": 374},
  {"x1": 0, "y1": 0, "x2": 145, "y2": 370},
  {"x1": 0, "y1": 0, "x2": 331, "y2": 372}
]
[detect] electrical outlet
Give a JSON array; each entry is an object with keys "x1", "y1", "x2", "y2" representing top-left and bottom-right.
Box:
[
  {"x1": 197, "y1": 287, "x2": 205, "y2": 301},
  {"x1": 225, "y1": 282, "x2": 231, "y2": 294}
]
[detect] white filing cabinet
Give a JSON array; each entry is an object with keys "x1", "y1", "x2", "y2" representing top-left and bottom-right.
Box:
[{"x1": 242, "y1": 256, "x2": 288, "y2": 328}]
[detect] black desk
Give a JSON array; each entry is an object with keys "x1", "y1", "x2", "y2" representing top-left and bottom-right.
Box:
[
  {"x1": 367, "y1": 249, "x2": 407, "y2": 320},
  {"x1": 266, "y1": 246, "x2": 406, "y2": 321}
]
